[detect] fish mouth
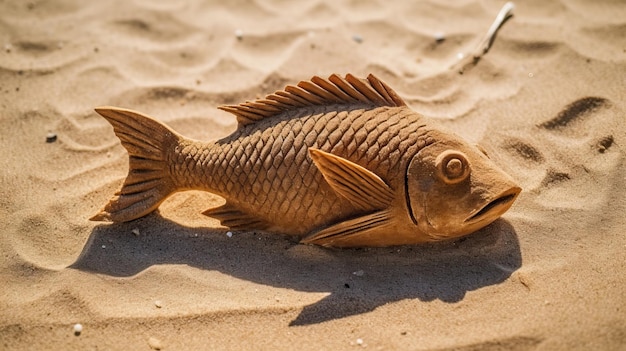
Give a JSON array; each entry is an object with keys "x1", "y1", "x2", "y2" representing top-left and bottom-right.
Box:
[{"x1": 465, "y1": 188, "x2": 521, "y2": 223}]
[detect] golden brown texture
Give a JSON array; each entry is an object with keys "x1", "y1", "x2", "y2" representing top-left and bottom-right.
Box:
[{"x1": 92, "y1": 74, "x2": 520, "y2": 246}]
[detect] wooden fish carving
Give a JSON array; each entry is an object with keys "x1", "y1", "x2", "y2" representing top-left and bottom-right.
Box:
[{"x1": 92, "y1": 74, "x2": 521, "y2": 247}]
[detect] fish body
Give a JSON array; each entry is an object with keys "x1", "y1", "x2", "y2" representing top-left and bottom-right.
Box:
[{"x1": 92, "y1": 74, "x2": 521, "y2": 247}]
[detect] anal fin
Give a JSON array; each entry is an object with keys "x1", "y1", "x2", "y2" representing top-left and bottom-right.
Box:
[
  {"x1": 202, "y1": 202, "x2": 270, "y2": 231},
  {"x1": 301, "y1": 210, "x2": 394, "y2": 248}
]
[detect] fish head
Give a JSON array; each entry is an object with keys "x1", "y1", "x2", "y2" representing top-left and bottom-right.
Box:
[{"x1": 406, "y1": 132, "x2": 521, "y2": 241}]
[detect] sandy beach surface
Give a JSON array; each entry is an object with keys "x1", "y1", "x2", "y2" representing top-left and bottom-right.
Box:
[{"x1": 1, "y1": 0, "x2": 625, "y2": 350}]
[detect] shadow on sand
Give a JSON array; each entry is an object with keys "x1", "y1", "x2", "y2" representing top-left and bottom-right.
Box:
[{"x1": 71, "y1": 214, "x2": 521, "y2": 326}]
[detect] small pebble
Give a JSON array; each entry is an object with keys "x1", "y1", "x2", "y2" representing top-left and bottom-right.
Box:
[
  {"x1": 4, "y1": 43, "x2": 12, "y2": 53},
  {"x1": 154, "y1": 300, "x2": 162, "y2": 308},
  {"x1": 434, "y1": 31, "x2": 446, "y2": 43},
  {"x1": 132, "y1": 228, "x2": 140, "y2": 236},
  {"x1": 148, "y1": 337, "x2": 162, "y2": 350},
  {"x1": 46, "y1": 132, "x2": 57, "y2": 143},
  {"x1": 352, "y1": 34, "x2": 363, "y2": 43},
  {"x1": 73, "y1": 323, "x2": 83, "y2": 336},
  {"x1": 456, "y1": 52, "x2": 465, "y2": 60},
  {"x1": 101, "y1": 245, "x2": 106, "y2": 249},
  {"x1": 356, "y1": 338, "x2": 364, "y2": 345},
  {"x1": 226, "y1": 231, "x2": 233, "y2": 238},
  {"x1": 353, "y1": 270, "x2": 364, "y2": 277},
  {"x1": 234, "y1": 29, "x2": 243, "y2": 40}
]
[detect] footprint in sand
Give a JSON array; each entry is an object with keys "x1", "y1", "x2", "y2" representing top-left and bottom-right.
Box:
[
  {"x1": 501, "y1": 96, "x2": 622, "y2": 210},
  {"x1": 538, "y1": 97, "x2": 611, "y2": 130}
]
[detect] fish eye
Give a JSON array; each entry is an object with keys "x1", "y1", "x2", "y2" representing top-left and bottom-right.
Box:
[{"x1": 435, "y1": 150, "x2": 470, "y2": 184}]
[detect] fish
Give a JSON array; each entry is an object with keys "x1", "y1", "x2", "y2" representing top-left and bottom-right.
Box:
[{"x1": 91, "y1": 73, "x2": 521, "y2": 248}]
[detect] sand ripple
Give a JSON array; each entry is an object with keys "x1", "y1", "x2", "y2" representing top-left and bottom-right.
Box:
[{"x1": 1, "y1": 0, "x2": 625, "y2": 349}]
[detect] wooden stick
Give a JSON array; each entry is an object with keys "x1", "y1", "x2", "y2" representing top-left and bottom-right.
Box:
[
  {"x1": 453, "y1": 2, "x2": 515, "y2": 73},
  {"x1": 473, "y1": 2, "x2": 515, "y2": 59}
]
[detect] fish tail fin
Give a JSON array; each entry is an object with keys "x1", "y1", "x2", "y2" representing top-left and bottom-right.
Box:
[{"x1": 91, "y1": 107, "x2": 181, "y2": 222}]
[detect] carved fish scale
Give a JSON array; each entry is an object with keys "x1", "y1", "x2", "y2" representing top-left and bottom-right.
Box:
[{"x1": 168, "y1": 104, "x2": 430, "y2": 235}]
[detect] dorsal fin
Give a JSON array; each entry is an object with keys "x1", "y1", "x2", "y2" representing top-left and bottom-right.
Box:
[{"x1": 218, "y1": 73, "x2": 407, "y2": 127}]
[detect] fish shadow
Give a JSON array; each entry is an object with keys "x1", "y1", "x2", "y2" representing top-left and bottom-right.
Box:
[{"x1": 71, "y1": 214, "x2": 521, "y2": 326}]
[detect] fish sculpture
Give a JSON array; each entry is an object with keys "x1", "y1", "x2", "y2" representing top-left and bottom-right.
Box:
[{"x1": 92, "y1": 74, "x2": 521, "y2": 247}]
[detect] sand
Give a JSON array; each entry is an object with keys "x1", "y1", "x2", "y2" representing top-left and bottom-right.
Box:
[{"x1": 1, "y1": 0, "x2": 625, "y2": 350}]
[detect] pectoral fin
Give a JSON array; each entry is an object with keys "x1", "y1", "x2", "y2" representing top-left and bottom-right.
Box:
[
  {"x1": 309, "y1": 148, "x2": 394, "y2": 211},
  {"x1": 203, "y1": 202, "x2": 270, "y2": 231},
  {"x1": 301, "y1": 210, "x2": 394, "y2": 247}
]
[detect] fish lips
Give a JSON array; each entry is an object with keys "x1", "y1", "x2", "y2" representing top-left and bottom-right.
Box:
[
  {"x1": 464, "y1": 186, "x2": 522, "y2": 225},
  {"x1": 422, "y1": 185, "x2": 521, "y2": 241}
]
